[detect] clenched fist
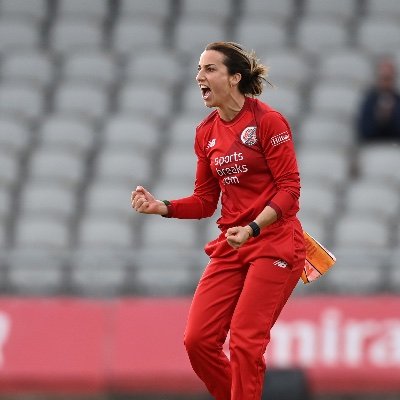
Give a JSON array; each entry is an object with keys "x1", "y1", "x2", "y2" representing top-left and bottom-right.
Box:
[
  {"x1": 131, "y1": 186, "x2": 167, "y2": 215},
  {"x1": 225, "y1": 225, "x2": 253, "y2": 249}
]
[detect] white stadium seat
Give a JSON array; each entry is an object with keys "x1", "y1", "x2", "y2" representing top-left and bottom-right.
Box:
[
  {"x1": 62, "y1": 51, "x2": 116, "y2": 87},
  {"x1": 357, "y1": 18, "x2": 400, "y2": 56},
  {"x1": 296, "y1": 18, "x2": 349, "y2": 56}
]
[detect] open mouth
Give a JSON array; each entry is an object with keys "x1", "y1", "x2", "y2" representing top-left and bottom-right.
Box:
[{"x1": 200, "y1": 85, "x2": 211, "y2": 100}]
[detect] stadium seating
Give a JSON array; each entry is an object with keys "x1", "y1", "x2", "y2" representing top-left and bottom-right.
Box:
[
  {"x1": 235, "y1": 19, "x2": 288, "y2": 54},
  {"x1": 262, "y1": 50, "x2": 311, "y2": 89},
  {"x1": 297, "y1": 148, "x2": 350, "y2": 189},
  {"x1": 299, "y1": 115, "x2": 355, "y2": 149},
  {"x1": 102, "y1": 114, "x2": 161, "y2": 153},
  {"x1": 295, "y1": 18, "x2": 349, "y2": 56},
  {"x1": 356, "y1": 17, "x2": 400, "y2": 56},
  {"x1": 28, "y1": 148, "x2": 86, "y2": 188},
  {"x1": 309, "y1": 82, "x2": 362, "y2": 120},
  {"x1": 259, "y1": 84, "x2": 302, "y2": 123},
  {"x1": 303, "y1": 0, "x2": 358, "y2": 22},
  {"x1": 179, "y1": 0, "x2": 233, "y2": 23},
  {"x1": 159, "y1": 149, "x2": 198, "y2": 185},
  {"x1": 77, "y1": 215, "x2": 135, "y2": 249},
  {"x1": 168, "y1": 115, "x2": 200, "y2": 149},
  {"x1": 0, "y1": 187, "x2": 11, "y2": 222},
  {"x1": 0, "y1": 82, "x2": 44, "y2": 121},
  {"x1": 240, "y1": 0, "x2": 295, "y2": 22},
  {"x1": 62, "y1": 51, "x2": 117, "y2": 87},
  {"x1": 0, "y1": 18, "x2": 40, "y2": 52},
  {"x1": 39, "y1": 115, "x2": 95, "y2": 155},
  {"x1": 0, "y1": 0, "x2": 47, "y2": 22},
  {"x1": 84, "y1": 181, "x2": 135, "y2": 219},
  {"x1": 0, "y1": 117, "x2": 30, "y2": 155},
  {"x1": 1, "y1": 51, "x2": 55, "y2": 88},
  {"x1": 298, "y1": 184, "x2": 338, "y2": 223},
  {"x1": 124, "y1": 50, "x2": 184, "y2": 89},
  {"x1": 141, "y1": 218, "x2": 199, "y2": 250},
  {"x1": 19, "y1": 181, "x2": 77, "y2": 221},
  {"x1": 343, "y1": 181, "x2": 400, "y2": 223},
  {"x1": 50, "y1": 18, "x2": 104, "y2": 55},
  {"x1": 7, "y1": 248, "x2": 67, "y2": 295},
  {"x1": 56, "y1": 0, "x2": 109, "y2": 22},
  {"x1": 357, "y1": 144, "x2": 400, "y2": 185},
  {"x1": 333, "y1": 216, "x2": 391, "y2": 249},
  {"x1": 317, "y1": 50, "x2": 373, "y2": 88},
  {"x1": 112, "y1": 17, "x2": 166, "y2": 55},
  {"x1": 94, "y1": 148, "x2": 153, "y2": 184},
  {"x1": 365, "y1": 0, "x2": 400, "y2": 17},
  {"x1": 53, "y1": 81, "x2": 109, "y2": 121},
  {"x1": 14, "y1": 216, "x2": 71, "y2": 250},
  {"x1": 0, "y1": 0, "x2": 398, "y2": 297},
  {"x1": 134, "y1": 248, "x2": 199, "y2": 295},
  {"x1": 70, "y1": 248, "x2": 129, "y2": 296},
  {"x1": 118, "y1": 0, "x2": 172, "y2": 22},
  {"x1": 322, "y1": 247, "x2": 389, "y2": 293},
  {"x1": 174, "y1": 18, "x2": 228, "y2": 55},
  {"x1": 0, "y1": 151, "x2": 21, "y2": 188},
  {"x1": 117, "y1": 83, "x2": 171, "y2": 121}
]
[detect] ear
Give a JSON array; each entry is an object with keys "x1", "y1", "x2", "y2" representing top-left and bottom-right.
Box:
[{"x1": 229, "y1": 73, "x2": 242, "y2": 87}]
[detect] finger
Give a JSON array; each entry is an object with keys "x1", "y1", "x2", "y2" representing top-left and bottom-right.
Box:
[
  {"x1": 137, "y1": 201, "x2": 149, "y2": 213},
  {"x1": 226, "y1": 227, "x2": 239, "y2": 236},
  {"x1": 136, "y1": 185, "x2": 151, "y2": 197},
  {"x1": 226, "y1": 235, "x2": 239, "y2": 245},
  {"x1": 134, "y1": 197, "x2": 146, "y2": 211},
  {"x1": 134, "y1": 187, "x2": 147, "y2": 198},
  {"x1": 227, "y1": 238, "x2": 240, "y2": 249},
  {"x1": 226, "y1": 238, "x2": 235, "y2": 248},
  {"x1": 133, "y1": 193, "x2": 146, "y2": 206},
  {"x1": 131, "y1": 192, "x2": 138, "y2": 207},
  {"x1": 131, "y1": 190, "x2": 141, "y2": 202}
]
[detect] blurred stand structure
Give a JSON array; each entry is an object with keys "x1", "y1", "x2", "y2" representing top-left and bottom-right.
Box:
[{"x1": 0, "y1": 0, "x2": 399, "y2": 400}]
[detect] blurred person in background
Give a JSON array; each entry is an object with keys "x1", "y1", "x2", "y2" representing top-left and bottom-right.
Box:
[
  {"x1": 131, "y1": 42, "x2": 305, "y2": 400},
  {"x1": 357, "y1": 56, "x2": 400, "y2": 143}
]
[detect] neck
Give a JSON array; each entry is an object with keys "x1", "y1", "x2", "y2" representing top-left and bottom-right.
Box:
[{"x1": 217, "y1": 93, "x2": 246, "y2": 121}]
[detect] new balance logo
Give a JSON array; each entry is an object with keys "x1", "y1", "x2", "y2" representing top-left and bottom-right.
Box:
[
  {"x1": 270, "y1": 131, "x2": 290, "y2": 146},
  {"x1": 207, "y1": 138, "x2": 216, "y2": 149},
  {"x1": 273, "y1": 259, "x2": 288, "y2": 268}
]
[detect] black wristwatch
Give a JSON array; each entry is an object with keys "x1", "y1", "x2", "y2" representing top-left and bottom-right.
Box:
[
  {"x1": 161, "y1": 200, "x2": 172, "y2": 218},
  {"x1": 248, "y1": 221, "x2": 261, "y2": 237}
]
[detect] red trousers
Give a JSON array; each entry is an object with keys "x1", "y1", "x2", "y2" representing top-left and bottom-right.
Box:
[{"x1": 184, "y1": 218, "x2": 305, "y2": 400}]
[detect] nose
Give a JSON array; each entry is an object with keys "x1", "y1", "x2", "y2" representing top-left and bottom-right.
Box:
[{"x1": 196, "y1": 68, "x2": 203, "y2": 83}]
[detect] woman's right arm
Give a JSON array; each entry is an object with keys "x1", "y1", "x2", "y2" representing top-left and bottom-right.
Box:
[
  {"x1": 131, "y1": 136, "x2": 221, "y2": 219},
  {"x1": 131, "y1": 186, "x2": 168, "y2": 215}
]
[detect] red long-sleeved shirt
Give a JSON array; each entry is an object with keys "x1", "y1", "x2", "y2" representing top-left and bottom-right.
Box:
[{"x1": 166, "y1": 96, "x2": 301, "y2": 231}]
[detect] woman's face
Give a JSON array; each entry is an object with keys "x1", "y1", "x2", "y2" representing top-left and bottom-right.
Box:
[{"x1": 196, "y1": 50, "x2": 238, "y2": 108}]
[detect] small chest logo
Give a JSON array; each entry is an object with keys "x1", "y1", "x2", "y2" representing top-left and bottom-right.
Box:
[
  {"x1": 240, "y1": 126, "x2": 257, "y2": 145},
  {"x1": 270, "y1": 131, "x2": 290, "y2": 146},
  {"x1": 273, "y1": 259, "x2": 288, "y2": 268},
  {"x1": 207, "y1": 138, "x2": 216, "y2": 149}
]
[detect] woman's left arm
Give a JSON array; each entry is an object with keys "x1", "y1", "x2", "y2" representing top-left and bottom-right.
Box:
[
  {"x1": 226, "y1": 111, "x2": 300, "y2": 249},
  {"x1": 225, "y1": 204, "x2": 278, "y2": 249}
]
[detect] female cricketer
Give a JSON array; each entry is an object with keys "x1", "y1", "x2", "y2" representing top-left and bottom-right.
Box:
[{"x1": 131, "y1": 41, "x2": 306, "y2": 400}]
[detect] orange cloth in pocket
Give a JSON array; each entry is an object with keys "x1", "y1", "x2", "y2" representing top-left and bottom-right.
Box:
[{"x1": 301, "y1": 231, "x2": 336, "y2": 284}]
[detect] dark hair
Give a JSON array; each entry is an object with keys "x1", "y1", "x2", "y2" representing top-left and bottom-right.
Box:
[{"x1": 205, "y1": 41, "x2": 270, "y2": 96}]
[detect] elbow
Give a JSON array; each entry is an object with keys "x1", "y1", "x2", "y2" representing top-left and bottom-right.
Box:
[
  {"x1": 285, "y1": 185, "x2": 300, "y2": 201},
  {"x1": 278, "y1": 174, "x2": 300, "y2": 200},
  {"x1": 201, "y1": 200, "x2": 218, "y2": 218}
]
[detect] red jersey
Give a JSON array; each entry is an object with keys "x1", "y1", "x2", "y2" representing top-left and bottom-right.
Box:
[{"x1": 167, "y1": 96, "x2": 301, "y2": 231}]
